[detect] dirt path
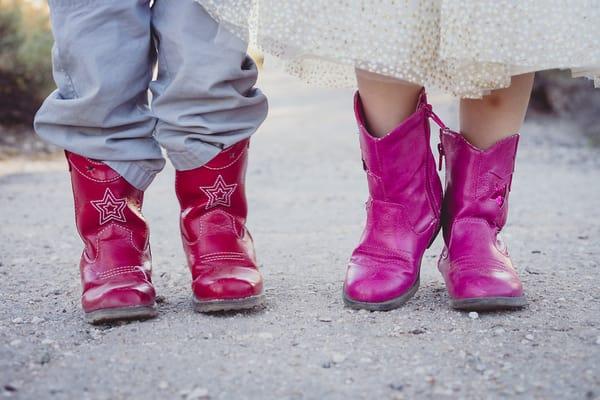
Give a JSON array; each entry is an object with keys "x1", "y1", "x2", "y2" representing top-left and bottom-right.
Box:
[{"x1": 1, "y1": 69, "x2": 599, "y2": 400}]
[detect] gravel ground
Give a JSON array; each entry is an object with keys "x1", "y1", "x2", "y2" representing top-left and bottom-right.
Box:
[{"x1": 1, "y1": 69, "x2": 599, "y2": 400}]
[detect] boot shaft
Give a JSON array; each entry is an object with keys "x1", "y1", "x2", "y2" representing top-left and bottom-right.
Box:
[
  {"x1": 440, "y1": 130, "x2": 519, "y2": 243},
  {"x1": 66, "y1": 151, "x2": 149, "y2": 255},
  {"x1": 175, "y1": 140, "x2": 250, "y2": 244},
  {"x1": 354, "y1": 90, "x2": 443, "y2": 231}
]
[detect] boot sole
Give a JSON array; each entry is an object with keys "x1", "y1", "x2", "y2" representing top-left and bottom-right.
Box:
[
  {"x1": 343, "y1": 279, "x2": 420, "y2": 311},
  {"x1": 450, "y1": 296, "x2": 527, "y2": 311},
  {"x1": 84, "y1": 305, "x2": 157, "y2": 325},
  {"x1": 193, "y1": 293, "x2": 265, "y2": 313}
]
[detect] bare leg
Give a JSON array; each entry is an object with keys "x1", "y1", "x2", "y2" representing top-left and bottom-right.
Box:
[
  {"x1": 356, "y1": 69, "x2": 424, "y2": 138},
  {"x1": 460, "y1": 73, "x2": 535, "y2": 149}
]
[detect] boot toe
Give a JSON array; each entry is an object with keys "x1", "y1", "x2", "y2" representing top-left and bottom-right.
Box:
[
  {"x1": 344, "y1": 263, "x2": 417, "y2": 303},
  {"x1": 192, "y1": 266, "x2": 263, "y2": 301},
  {"x1": 82, "y1": 281, "x2": 156, "y2": 313},
  {"x1": 449, "y1": 267, "x2": 523, "y2": 300}
]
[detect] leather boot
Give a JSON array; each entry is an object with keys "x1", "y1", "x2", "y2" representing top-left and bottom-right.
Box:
[
  {"x1": 437, "y1": 130, "x2": 526, "y2": 310},
  {"x1": 66, "y1": 152, "x2": 157, "y2": 324},
  {"x1": 343, "y1": 90, "x2": 443, "y2": 310},
  {"x1": 175, "y1": 140, "x2": 264, "y2": 312}
]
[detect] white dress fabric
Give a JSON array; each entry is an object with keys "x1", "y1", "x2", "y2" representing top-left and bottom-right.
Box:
[{"x1": 197, "y1": 0, "x2": 600, "y2": 98}]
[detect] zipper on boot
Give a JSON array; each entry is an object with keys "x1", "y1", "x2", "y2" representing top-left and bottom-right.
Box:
[{"x1": 420, "y1": 104, "x2": 448, "y2": 171}]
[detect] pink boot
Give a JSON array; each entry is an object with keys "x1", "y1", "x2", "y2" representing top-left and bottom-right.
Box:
[
  {"x1": 343, "y1": 90, "x2": 443, "y2": 310},
  {"x1": 437, "y1": 130, "x2": 526, "y2": 310}
]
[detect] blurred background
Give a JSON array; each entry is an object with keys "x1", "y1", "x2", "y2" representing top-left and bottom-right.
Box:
[{"x1": 1, "y1": 0, "x2": 599, "y2": 164}]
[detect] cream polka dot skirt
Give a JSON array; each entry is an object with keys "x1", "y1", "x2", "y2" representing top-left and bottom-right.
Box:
[{"x1": 197, "y1": 0, "x2": 600, "y2": 98}]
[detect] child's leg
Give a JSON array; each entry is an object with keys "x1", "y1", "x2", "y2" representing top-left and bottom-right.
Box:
[
  {"x1": 460, "y1": 73, "x2": 535, "y2": 149},
  {"x1": 150, "y1": 1, "x2": 268, "y2": 312},
  {"x1": 34, "y1": 0, "x2": 161, "y2": 323},
  {"x1": 356, "y1": 69, "x2": 424, "y2": 138},
  {"x1": 437, "y1": 73, "x2": 535, "y2": 311},
  {"x1": 35, "y1": 0, "x2": 165, "y2": 190},
  {"x1": 150, "y1": 0, "x2": 267, "y2": 169}
]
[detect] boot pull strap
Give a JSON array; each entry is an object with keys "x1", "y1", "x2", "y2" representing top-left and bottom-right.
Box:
[
  {"x1": 423, "y1": 104, "x2": 448, "y2": 131},
  {"x1": 420, "y1": 104, "x2": 448, "y2": 171}
]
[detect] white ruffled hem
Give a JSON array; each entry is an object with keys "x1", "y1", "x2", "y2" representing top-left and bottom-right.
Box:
[{"x1": 197, "y1": 0, "x2": 600, "y2": 98}]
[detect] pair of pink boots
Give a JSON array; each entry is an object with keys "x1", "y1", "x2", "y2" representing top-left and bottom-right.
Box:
[{"x1": 343, "y1": 90, "x2": 526, "y2": 311}]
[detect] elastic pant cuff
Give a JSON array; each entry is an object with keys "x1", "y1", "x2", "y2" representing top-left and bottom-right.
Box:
[{"x1": 105, "y1": 160, "x2": 160, "y2": 191}]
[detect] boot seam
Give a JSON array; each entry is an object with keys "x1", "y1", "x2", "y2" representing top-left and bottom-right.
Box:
[
  {"x1": 181, "y1": 209, "x2": 239, "y2": 245},
  {"x1": 447, "y1": 217, "x2": 497, "y2": 250},
  {"x1": 83, "y1": 224, "x2": 148, "y2": 263},
  {"x1": 69, "y1": 159, "x2": 122, "y2": 184},
  {"x1": 353, "y1": 244, "x2": 413, "y2": 261},
  {"x1": 422, "y1": 115, "x2": 441, "y2": 220}
]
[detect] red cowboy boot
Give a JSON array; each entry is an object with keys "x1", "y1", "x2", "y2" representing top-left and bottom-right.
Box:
[
  {"x1": 66, "y1": 151, "x2": 157, "y2": 324},
  {"x1": 343, "y1": 90, "x2": 444, "y2": 310},
  {"x1": 437, "y1": 130, "x2": 526, "y2": 310},
  {"x1": 175, "y1": 140, "x2": 264, "y2": 312}
]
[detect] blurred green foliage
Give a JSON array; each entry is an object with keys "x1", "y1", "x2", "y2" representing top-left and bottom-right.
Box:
[{"x1": 0, "y1": 0, "x2": 53, "y2": 126}]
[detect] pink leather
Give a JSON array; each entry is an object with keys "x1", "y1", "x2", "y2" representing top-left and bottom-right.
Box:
[
  {"x1": 66, "y1": 152, "x2": 156, "y2": 314},
  {"x1": 175, "y1": 140, "x2": 263, "y2": 301},
  {"x1": 437, "y1": 130, "x2": 524, "y2": 300},
  {"x1": 343, "y1": 91, "x2": 443, "y2": 304}
]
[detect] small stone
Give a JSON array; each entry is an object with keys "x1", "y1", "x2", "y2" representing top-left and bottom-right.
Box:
[
  {"x1": 468, "y1": 312, "x2": 479, "y2": 320},
  {"x1": 41, "y1": 339, "x2": 54, "y2": 345},
  {"x1": 596, "y1": 336, "x2": 600, "y2": 345},
  {"x1": 389, "y1": 383, "x2": 404, "y2": 391},
  {"x1": 158, "y1": 381, "x2": 169, "y2": 390},
  {"x1": 474, "y1": 363, "x2": 487, "y2": 373},
  {"x1": 525, "y1": 334, "x2": 534, "y2": 341},
  {"x1": 11, "y1": 317, "x2": 23, "y2": 324},
  {"x1": 409, "y1": 328, "x2": 426, "y2": 335},
  {"x1": 48, "y1": 385, "x2": 63, "y2": 395},
  {"x1": 31, "y1": 316, "x2": 44, "y2": 324},
  {"x1": 39, "y1": 352, "x2": 51, "y2": 365},
  {"x1": 321, "y1": 361, "x2": 333, "y2": 369},
  {"x1": 10, "y1": 339, "x2": 22, "y2": 347},
  {"x1": 331, "y1": 353, "x2": 346, "y2": 364},
  {"x1": 494, "y1": 328, "x2": 506, "y2": 335},
  {"x1": 88, "y1": 330, "x2": 103, "y2": 340},
  {"x1": 586, "y1": 391, "x2": 595, "y2": 399},
  {"x1": 3, "y1": 384, "x2": 18, "y2": 393},
  {"x1": 515, "y1": 385, "x2": 526, "y2": 393},
  {"x1": 186, "y1": 387, "x2": 209, "y2": 400},
  {"x1": 318, "y1": 316, "x2": 332, "y2": 322}
]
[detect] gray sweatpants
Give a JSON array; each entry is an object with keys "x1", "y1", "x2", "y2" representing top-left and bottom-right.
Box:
[{"x1": 35, "y1": 0, "x2": 267, "y2": 190}]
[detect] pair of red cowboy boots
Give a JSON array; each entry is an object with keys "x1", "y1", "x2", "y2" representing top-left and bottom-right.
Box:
[{"x1": 67, "y1": 140, "x2": 263, "y2": 324}]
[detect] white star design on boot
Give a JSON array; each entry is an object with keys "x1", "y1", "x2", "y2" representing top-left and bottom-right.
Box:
[
  {"x1": 91, "y1": 188, "x2": 127, "y2": 225},
  {"x1": 199, "y1": 175, "x2": 237, "y2": 209}
]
